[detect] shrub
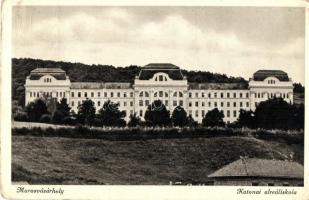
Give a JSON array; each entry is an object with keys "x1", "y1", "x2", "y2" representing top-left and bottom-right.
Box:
[
  {"x1": 62, "y1": 116, "x2": 77, "y2": 125},
  {"x1": 13, "y1": 111, "x2": 28, "y2": 122},
  {"x1": 39, "y1": 114, "x2": 52, "y2": 123}
]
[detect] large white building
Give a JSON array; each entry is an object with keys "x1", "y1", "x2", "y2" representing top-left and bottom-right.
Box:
[{"x1": 24, "y1": 63, "x2": 294, "y2": 123}]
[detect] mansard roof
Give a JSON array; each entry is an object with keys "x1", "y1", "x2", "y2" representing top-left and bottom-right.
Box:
[
  {"x1": 29, "y1": 68, "x2": 67, "y2": 80},
  {"x1": 138, "y1": 63, "x2": 184, "y2": 80},
  {"x1": 253, "y1": 70, "x2": 289, "y2": 81},
  {"x1": 189, "y1": 82, "x2": 248, "y2": 90},
  {"x1": 208, "y1": 158, "x2": 303, "y2": 179},
  {"x1": 71, "y1": 82, "x2": 133, "y2": 89}
]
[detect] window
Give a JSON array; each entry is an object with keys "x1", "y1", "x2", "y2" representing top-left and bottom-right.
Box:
[
  {"x1": 98, "y1": 92, "x2": 101, "y2": 97},
  {"x1": 124, "y1": 102, "x2": 127, "y2": 106},
  {"x1": 98, "y1": 101, "x2": 101, "y2": 107},
  {"x1": 159, "y1": 75, "x2": 163, "y2": 81},
  {"x1": 195, "y1": 93, "x2": 198, "y2": 98},
  {"x1": 159, "y1": 91, "x2": 163, "y2": 97},
  {"x1": 233, "y1": 102, "x2": 236, "y2": 107},
  {"x1": 214, "y1": 93, "x2": 217, "y2": 98},
  {"x1": 240, "y1": 102, "x2": 243, "y2": 107},
  {"x1": 258, "y1": 93, "x2": 260, "y2": 98},
  {"x1": 189, "y1": 102, "x2": 192, "y2": 107},
  {"x1": 208, "y1": 102, "x2": 211, "y2": 107},
  {"x1": 227, "y1": 93, "x2": 230, "y2": 98},
  {"x1": 221, "y1": 102, "x2": 224, "y2": 107},
  {"x1": 283, "y1": 93, "x2": 285, "y2": 98},
  {"x1": 195, "y1": 110, "x2": 198, "y2": 117},
  {"x1": 202, "y1": 110, "x2": 205, "y2": 117},
  {"x1": 78, "y1": 92, "x2": 81, "y2": 97},
  {"x1": 30, "y1": 92, "x2": 32, "y2": 97},
  {"x1": 124, "y1": 92, "x2": 127, "y2": 98},
  {"x1": 165, "y1": 92, "x2": 168, "y2": 97},
  {"x1": 78, "y1": 101, "x2": 81, "y2": 106},
  {"x1": 130, "y1": 92, "x2": 134, "y2": 97},
  {"x1": 111, "y1": 92, "x2": 113, "y2": 98},
  {"x1": 227, "y1": 102, "x2": 230, "y2": 107},
  {"x1": 139, "y1": 100, "x2": 143, "y2": 106},
  {"x1": 233, "y1": 110, "x2": 237, "y2": 117},
  {"x1": 202, "y1": 93, "x2": 204, "y2": 98},
  {"x1": 195, "y1": 102, "x2": 199, "y2": 107},
  {"x1": 117, "y1": 92, "x2": 120, "y2": 97},
  {"x1": 91, "y1": 92, "x2": 94, "y2": 97},
  {"x1": 246, "y1": 93, "x2": 249, "y2": 98},
  {"x1": 221, "y1": 93, "x2": 223, "y2": 98},
  {"x1": 208, "y1": 93, "x2": 211, "y2": 98},
  {"x1": 227, "y1": 110, "x2": 230, "y2": 117},
  {"x1": 173, "y1": 101, "x2": 177, "y2": 106},
  {"x1": 179, "y1": 100, "x2": 183, "y2": 106},
  {"x1": 104, "y1": 92, "x2": 107, "y2": 97},
  {"x1": 145, "y1": 100, "x2": 149, "y2": 106},
  {"x1": 233, "y1": 93, "x2": 236, "y2": 98},
  {"x1": 165, "y1": 100, "x2": 168, "y2": 106},
  {"x1": 173, "y1": 92, "x2": 177, "y2": 97},
  {"x1": 84, "y1": 92, "x2": 87, "y2": 97},
  {"x1": 139, "y1": 92, "x2": 143, "y2": 97},
  {"x1": 202, "y1": 102, "x2": 205, "y2": 107},
  {"x1": 140, "y1": 110, "x2": 143, "y2": 117},
  {"x1": 71, "y1": 92, "x2": 74, "y2": 97},
  {"x1": 71, "y1": 101, "x2": 74, "y2": 106},
  {"x1": 130, "y1": 101, "x2": 133, "y2": 107},
  {"x1": 246, "y1": 102, "x2": 249, "y2": 107},
  {"x1": 179, "y1": 92, "x2": 183, "y2": 97},
  {"x1": 214, "y1": 102, "x2": 217, "y2": 107},
  {"x1": 240, "y1": 93, "x2": 243, "y2": 98},
  {"x1": 189, "y1": 92, "x2": 192, "y2": 98}
]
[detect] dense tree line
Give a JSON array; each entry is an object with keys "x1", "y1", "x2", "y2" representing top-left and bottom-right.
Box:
[{"x1": 12, "y1": 58, "x2": 247, "y2": 106}]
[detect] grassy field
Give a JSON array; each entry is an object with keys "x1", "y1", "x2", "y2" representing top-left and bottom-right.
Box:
[{"x1": 12, "y1": 134, "x2": 303, "y2": 185}]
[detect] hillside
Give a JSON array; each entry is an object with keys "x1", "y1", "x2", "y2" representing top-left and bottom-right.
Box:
[{"x1": 12, "y1": 135, "x2": 303, "y2": 185}]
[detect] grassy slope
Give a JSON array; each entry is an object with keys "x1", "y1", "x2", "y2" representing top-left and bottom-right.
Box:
[{"x1": 12, "y1": 135, "x2": 303, "y2": 185}]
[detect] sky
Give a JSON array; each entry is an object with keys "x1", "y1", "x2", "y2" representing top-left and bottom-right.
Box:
[{"x1": 13, "y1": 6, "x2": 305, "y2": 83}]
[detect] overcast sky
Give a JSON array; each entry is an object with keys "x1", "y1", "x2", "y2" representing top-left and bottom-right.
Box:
[{"x1": 13, "y1": 6, "x2": 305, "y2": 83}]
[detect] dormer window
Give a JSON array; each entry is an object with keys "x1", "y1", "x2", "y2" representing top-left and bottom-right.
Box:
[{"x1": 44, "y1": 77, "x2": 52, "y2": 83}]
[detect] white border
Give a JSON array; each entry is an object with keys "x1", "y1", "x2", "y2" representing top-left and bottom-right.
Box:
[{"x1": 1, "y1": 0, "x2": 308, "y2": 199}]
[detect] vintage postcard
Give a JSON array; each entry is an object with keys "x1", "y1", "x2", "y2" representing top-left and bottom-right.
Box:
[{"x1": 1, "y1": 0, "x2": 308, "y2": 199}]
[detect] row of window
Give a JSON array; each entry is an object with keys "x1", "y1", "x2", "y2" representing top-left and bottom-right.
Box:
[
  {"x1": 267, "y1": 79, "x2": 276, "y2": 84},
  {"x1": 71, "y1": 91, "x2": 134, "y2": 98},
  {"x1": 43, "y1": 78, "x2": 52, "y2": 83},
  {"x1": 71, "y1": 100, "x2": 134, "y2": 108},
  {"x1": 254, "y1": 92, "x2": 291, "y2": 99},
  {"x1": 29, "y1": 91, "x2": 66, "y2": 98},
  {"x1": 188, "y1": 101, "x2": 250, "y2": 108},
  {"x1": 189, "y1": 91, "x2": 249, "y2": 99}
]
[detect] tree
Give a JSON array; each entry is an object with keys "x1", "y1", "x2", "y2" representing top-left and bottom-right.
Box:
[
  {"x1": 171, "y1": 106, "x2": 188, "y2": 127},
  {"x1": 25, "y1": 98, "x2": 49, "y2": 122},
  {"x1": 76, "y1": 98, "x2": 96, "y2": 125},
  {"x1": 128, "y1": 113, "x2": 142, "y2": 127},
  {"x1": 236, "y1": 109, "x2": 255, "y2": 128},
  {"x1": 144, "y1": 100, "x2": 170, "y2": 126},
  {"x1": 255, "y1": 97, "x2": 300, "y2": 130},
  {"x1": 202, "y1": 108, "x2": 225, "y2": 127},
  {"x1": 97, "y1": 100, "x2": 126, "y2": 127},
  {"x1": 186, "y1": 114, "x2": 198, "y2": 127},
  {"x1": 52, "y1": 98, "x2": 71, "y2": 124}
]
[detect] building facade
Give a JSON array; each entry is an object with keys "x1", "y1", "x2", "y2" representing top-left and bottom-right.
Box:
[{"x1": 24, "y1": 63, "x2": 294, "y2": 123}]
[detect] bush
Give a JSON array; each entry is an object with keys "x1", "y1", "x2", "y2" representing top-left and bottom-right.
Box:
[
  {"x1": 13, "y1": 111, "x2": 28, "y2": 122},
  {"x1": 39, "y1": 114, "x2": 52, "y2": 123},
  {"x1": 62, "y1": 116, "x2": 77, "y2": 125}
]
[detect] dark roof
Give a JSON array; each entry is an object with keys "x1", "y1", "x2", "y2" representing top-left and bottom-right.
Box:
[
  {"x1": 29, "y1": 68, "x2": 67, "y2": 80},
  {"x1": 208, "y1": 158, "x2": 303, "y2": 179},
  {"x1": 71, "y1": 82, "x2": 133, "y2": 89},
  {"x1": 143, "y1": 63, "x2": 179, "y2": 69},
  {"x1": 189, "y1": 82, "x2": 248, "y2": 90},
  {"x1": 253, "y1": 70, "x2": 289, "y2": 81},
  {"x1": 138, "y1": 63, "x2": 184, "y2": 80},
  {"x1": 31, "y1": 68, "x2": 65, "y2": 73}
]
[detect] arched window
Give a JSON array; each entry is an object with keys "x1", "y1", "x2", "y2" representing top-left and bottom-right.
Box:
[
  {"x1": 173, "y1": 92, "x2": 177, "y2": 97},
  {"x1": 159, "y1": 91, "x2": 163, "y2": 97},
  {"x1": 165, "y1": 92, "x2": 168, "y2": 97},
  {"x1": 179, "y1": 92, "x2": 183, "y2": 98},
  {"x1": 139, "y1": 92, "x2": 143, "y2": 97},
  {"x1": 145, "y1": 92, "x2": 149, "y2": 97},
  {"x1": 154, "y1": 92, "x2": 157, "y2": 97},
  {"x1": 159, "y1": 75, "x2": 163, "y2": 81}
]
